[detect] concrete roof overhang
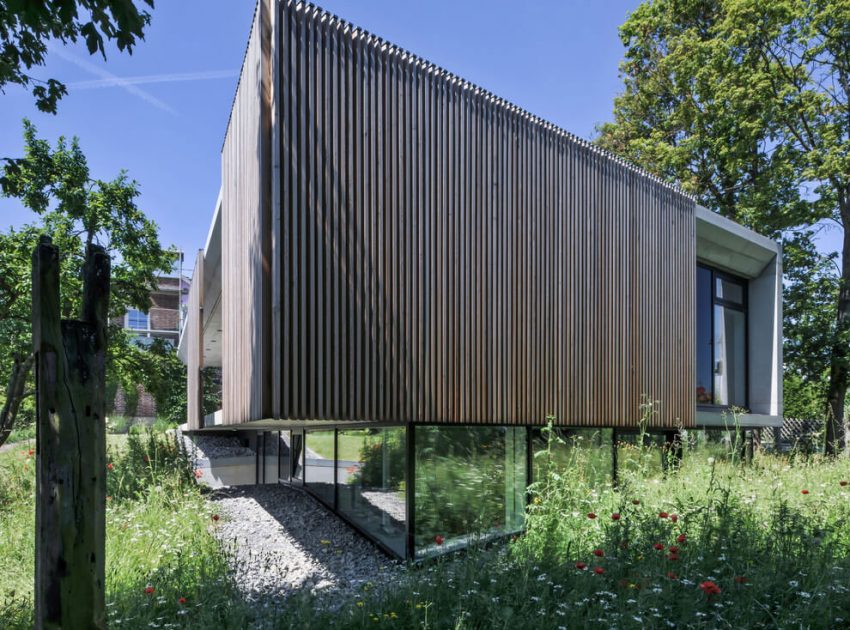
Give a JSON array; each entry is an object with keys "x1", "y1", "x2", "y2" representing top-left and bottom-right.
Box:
[{"x1": 695, "y1": 206, "x2": 780, "y2": 278}]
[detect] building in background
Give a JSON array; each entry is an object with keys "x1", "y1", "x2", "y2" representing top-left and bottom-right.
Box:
[
  {"x1": 111, "y1": 258, "x2": 191, "y2": 422},
  {"x1": 124, "y1": 255, "x2": 190, "y2": 347}
]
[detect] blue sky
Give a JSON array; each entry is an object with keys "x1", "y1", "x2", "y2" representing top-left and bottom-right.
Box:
[{"x1": 2, "y1": 0, "x2": 841, "y2": 261}]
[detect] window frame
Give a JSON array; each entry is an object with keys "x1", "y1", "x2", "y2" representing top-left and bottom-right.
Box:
[
  {"x1": 126, "y1": 308, "x2": 149, "y2": 332},
  {"x1": 696, "y1": 264, "x2": 749, "y2": 410}
]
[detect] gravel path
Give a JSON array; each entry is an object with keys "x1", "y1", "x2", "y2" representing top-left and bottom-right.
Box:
[{"x1": 208, "y1": 484, "x2": 403, "y2": 607}]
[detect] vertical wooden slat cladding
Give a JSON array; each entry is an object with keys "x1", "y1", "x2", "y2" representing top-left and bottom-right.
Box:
[
  {"x1": 215, "y1": 2, "x2": 695, "y2": 429},
  {"x1": 186, "y1": 250, "x2": 204, "y2": 430},
  {"x1": 271, "y1": 0, "x2": 696, "y2": 429},
  {"x1": 221, "y1": 1, "x2": 273, "y2": 425}
]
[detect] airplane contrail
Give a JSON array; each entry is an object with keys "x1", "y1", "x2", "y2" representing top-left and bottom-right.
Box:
[
  {"x1": 48, "y1": 45, "x2": 177, "y2": 115},
  {"x1": 69, "y1": 70, "x2": 239, "y2": 89}
]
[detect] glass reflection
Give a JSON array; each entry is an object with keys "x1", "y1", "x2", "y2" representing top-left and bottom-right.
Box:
[
  {"x1": 305, "y1": 430, "x2": 335, "y2": 505},
  {"x1": 336, "y1": 428, "x2": 407, "y2": 557},
  {"x1": 714, "y1": 305, "x2": 746, "y2": 407},
  {"x1": 415, "y1": 426, "x2": 526, "y2": 557}
]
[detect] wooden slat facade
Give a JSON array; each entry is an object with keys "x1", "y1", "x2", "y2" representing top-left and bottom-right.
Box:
[
  {"x1": 186, "y1": 250, "x2": 204, "y2": 430},
  {"x1": 218, "y1": 0, "x2": 696, "y2": 429},
  {"x1": 221, "y1": 0, "x2": 273, "y2": 425}
]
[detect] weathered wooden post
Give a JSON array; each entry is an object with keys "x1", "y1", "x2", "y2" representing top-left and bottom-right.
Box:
[{"x1": 33, "y1": 236, "x2": 110, "y2": 629}]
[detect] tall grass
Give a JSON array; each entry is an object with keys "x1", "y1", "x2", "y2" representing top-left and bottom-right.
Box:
[
  {"x1": 268, "y1": 437, "x2": 850, "y2": 629},
  {"x1": 0, "y1": 430, "x2": 254, "y2": 629}
]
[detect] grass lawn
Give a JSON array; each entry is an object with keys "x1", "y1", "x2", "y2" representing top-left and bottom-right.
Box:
[{"x1": 306, "y1": 431, "x2": 365, "y2": 461}]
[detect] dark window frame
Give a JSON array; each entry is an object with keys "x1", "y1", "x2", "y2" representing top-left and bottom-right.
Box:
[{"x1": 697, "y1": 263, "x2": 749, "y2": 411}]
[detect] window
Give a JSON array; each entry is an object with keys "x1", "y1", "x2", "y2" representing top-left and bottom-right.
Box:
[
  {"x1": 414, "y1": 426, "x2": 526, "y2": 557},
  {"x1": 127, "y1": 308, "x2": 149, "y2": 330},
  {"x1": 337, "y1": 428, "x2": 407, "y2": 557},
  {"x1": 696, "y1": 265, "x2": 747, "y2": 407},
  {"x1": 305, "y1": 430, "x2": 335, "y2": 505}
]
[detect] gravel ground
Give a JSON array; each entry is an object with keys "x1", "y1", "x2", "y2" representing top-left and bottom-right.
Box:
[
  {"x1": 178, "y1": 430, "x2": 255, "y2": 460},
  {"x1": 208, "y1": 484, "x2": 403, "y2": 607}
]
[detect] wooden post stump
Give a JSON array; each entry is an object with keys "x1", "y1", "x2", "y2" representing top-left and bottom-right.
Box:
[{"x1": 33, "y1": 236, "x2": 110, "y2": 630}]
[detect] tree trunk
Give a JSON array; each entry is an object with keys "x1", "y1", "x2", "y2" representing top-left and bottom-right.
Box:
[
  {"x1": 0, "y1": 352, "x2": 35, "y2": 447},
  {"x1": 825, "y1": 197, "x2": 850, "y2": 456}
]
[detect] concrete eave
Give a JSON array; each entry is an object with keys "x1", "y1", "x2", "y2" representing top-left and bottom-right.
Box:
[
  {"x1": 696, "y1": 410, "x2": 783, "y2": 428},
  {"x1": 696, "y1": 206, "x2": 780, "y2": 278}
]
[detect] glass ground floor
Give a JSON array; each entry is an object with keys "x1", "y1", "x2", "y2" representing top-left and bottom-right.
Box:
[{"x1": 250, "y1": 424, "x2": 695, "y2": 559}]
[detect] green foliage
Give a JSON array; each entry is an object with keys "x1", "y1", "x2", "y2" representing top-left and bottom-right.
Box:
[
  {"x1": 0, "y1": 0, "x2": 154, "y2": 113},
  {"x1": 0, "y1": 435, "x2": 251, "y2": 630},
  {"x1": 353, "y1": 429, "x2": 405, "y2": 489},
  {"x1": 0, "y1": 120, "x2": 177, "y2": 437},
  {"x1": 597, "y1": 0, "x2": 850, "y2": 442},
  {"x1": 106, "y1": 429, "x2": 195, "y2": 502}
]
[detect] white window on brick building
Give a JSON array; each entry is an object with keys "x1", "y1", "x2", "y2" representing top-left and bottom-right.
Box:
[{"x1": 126, "y1": 309, "x2": 149, "y2": 331}]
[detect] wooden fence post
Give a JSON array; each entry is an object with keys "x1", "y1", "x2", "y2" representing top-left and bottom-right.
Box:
[{"x1": 33, "y1": 236, "x2": 110, "y2": 629}]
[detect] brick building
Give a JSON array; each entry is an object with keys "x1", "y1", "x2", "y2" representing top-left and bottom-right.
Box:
[{"x1": 110, "y1": 270, "x2": 190, "y2": 422}]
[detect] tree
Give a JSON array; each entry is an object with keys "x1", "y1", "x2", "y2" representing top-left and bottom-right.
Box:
[
  {"x1": 597, "y1": 0, "x2": 850, "y2": 454},
  {"x1": 0, "y1": 0, "x2": 154, "y2": 113},
  {"x1": 0, "y1": 119, "x2": 175, "y2": 445}
]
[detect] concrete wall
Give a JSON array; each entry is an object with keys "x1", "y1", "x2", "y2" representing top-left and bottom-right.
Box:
[{"x1": 695, "y1": 207, "x2": 782, "y2": 427}]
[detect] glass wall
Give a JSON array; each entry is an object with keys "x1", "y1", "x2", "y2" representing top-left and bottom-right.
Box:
[
  {"x1": 305, "y1": 429, "x2": 335, "y2": 505},
  {"x1": 336, "y1": 428, "x2": 407, "y2": 557},
  {"x1": 696, "y1": 265, "x2": 747, "y2": 407},
  {"x1": 714, "y1": 305, "x2": 746, "y2": 407},
  {"x1": 414, "y1": 426, "x2": 526, "y2": 557},
  {"x1": 290, "y1": 429, "x2": 304, "y2": 484},
  {"x1": 278, "y1": 430, "x2": 291, "y2": 483},
  {"x1": 531, "y1": 427, "x2": 612, "y2": 487},
  {"x1": 261, "y1": 431, "x2": 280, "y2": 484},
  {"x1": 696, "y1": 267, "x2": 713, "y2": 404}
]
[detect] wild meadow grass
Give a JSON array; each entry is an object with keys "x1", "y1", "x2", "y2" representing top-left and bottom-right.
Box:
[
  {"x1": 278, "y1": 434, "x2": 850, "y2": 629},
  {"x1": 2, "y1": 426, "x2": 850, "y2": 629},
  {"x1": 0, "y1": 430, "x2": 252, "y2": 629}
]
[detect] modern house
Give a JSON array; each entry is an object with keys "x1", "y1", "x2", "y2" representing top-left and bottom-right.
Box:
[{"x1": 178, "y1": 0, "x2": 782, "y2": 559}]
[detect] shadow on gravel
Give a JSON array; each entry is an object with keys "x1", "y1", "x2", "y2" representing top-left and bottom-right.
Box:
[{"x1": 207, "y1": 485, "x2": 402, "y2": 607}]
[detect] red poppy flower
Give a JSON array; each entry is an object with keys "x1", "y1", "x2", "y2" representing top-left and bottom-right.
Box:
[
  {"x1": 107, "y1": 463, "x2": 114, "y2": 471},
  {"x1": 434, "y1": 535, "x2": 445, "y2": 546},
  {"x1": 670, "y1": 514, "x2": 678, "y2": 523},
  {"x1": 27, "y1": 449, "x2": 34, "y2": 457},
  {"x1": 144, "y1": 586, "x2": 155, "y2": 595},
  {"x1": 592, "y1": 548, "x2": 604, "y2": 557},
  {"x1": 734, "y1": 576, "x2": 747, "y2": 584},
  {"x1": 667, "y1": 553, "x2": 679, "y2": 561},
  {"x1": 840, "y1": 481, "x2": 848, "y2": 487},
  {"x1": 611, "y1": 513, "x2": 621, "y2": 521},
  {"x1": 178, "y1": 597, "x2": 187, "y2": 604},
  {"x1": 801, "y1": 489, "x2": 809, "y2": 495},
  {"x1": 587, "y1": 512, "x2": 597, "y2": 519},
  {"x1": 668, "y1": 545, "x2": 679, "y2": 553},
  {"x1": 676, "y1": 534, "x2": 686, "y2": 544},
  {"x1": 593, "y1": 566, "x2": 605, "y2": 575},
  {"x1": 653, "y1": 543, "x2": 664, "y2": 551},
  {"x1": 632, "y1": 499, "x2": 641, "y2": 505},
  {"x1": 212, "y1": 514, "x2": 220, "y2": 522},
  {"x1": 575, "y1": 561, "x2": 587, "y2": 570},
  {"x1": 699, "y1": 580, "x2": 721, "y2": 596},
  {"x1": 659, "y1": 511, "x2": 669, "y2": 519},
  {"x1": 667, "y1": 571, "x2": 678, "y2": 580}
]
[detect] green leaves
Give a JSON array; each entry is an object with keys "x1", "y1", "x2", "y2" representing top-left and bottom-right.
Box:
[
  {"x1": 0, "y1": 119, "x2": 177, "y2": 429},
  {"x1": 0, "y1": 0, "x2": 154, "y2": 114},
  {"x1": 599, "y1": 0, "x2": 850, "y2": 427}
]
